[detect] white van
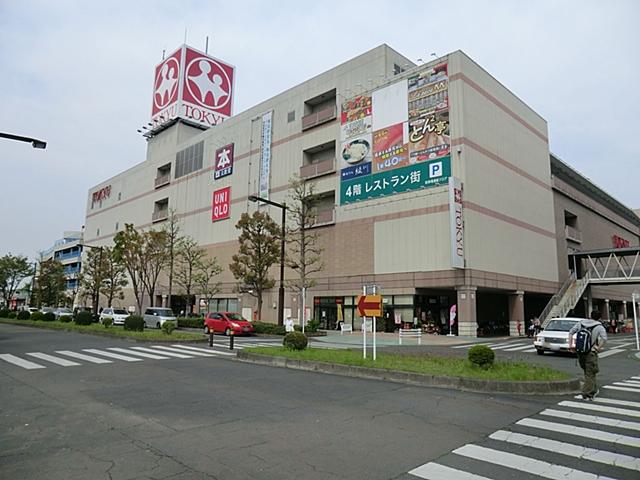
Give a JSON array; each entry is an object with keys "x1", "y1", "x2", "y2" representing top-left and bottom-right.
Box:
[{"x1": 143, "y1": 307, "x2": 177, "y2": 329}]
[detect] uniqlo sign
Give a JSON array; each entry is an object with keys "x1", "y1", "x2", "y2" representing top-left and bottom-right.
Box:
[
  {"x1": 150, "y1": 44, "x2": 235, "y2": 131},
  {"x1": 212, "y1": 187, "x2": 231, "y2": 222},
  {"x1": 214, "y1": 143, "x2": 234, "y2": 180}
]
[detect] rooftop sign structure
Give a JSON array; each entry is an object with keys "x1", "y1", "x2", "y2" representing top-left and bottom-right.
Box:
[{"x1": 150, "y1": 44, "x2": 235, "y2": 132}]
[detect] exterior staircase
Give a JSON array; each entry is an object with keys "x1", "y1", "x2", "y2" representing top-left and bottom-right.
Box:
[{"x1": 540, "y1": 271, "x2": 591, "y2": 327}]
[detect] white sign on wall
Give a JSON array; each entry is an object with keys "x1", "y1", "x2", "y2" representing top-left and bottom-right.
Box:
[
  {"x1": 449, "y1": 176, "x2": 465, "y2": 269},
  {"x1": 259, "y1": 111, "x2": 273, "y2": 200}
]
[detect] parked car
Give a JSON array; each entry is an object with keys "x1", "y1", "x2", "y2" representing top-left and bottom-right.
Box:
[
  {"x1": 204, "y1": 312, "x2": 254, "y2": 336},
  {"x1": 143, "y1": 307, "x2": 177, "y2": 329},
  {"x1": 27, "y1": 307, "x2": 39, "y2": 314},
  {"x1": 99, "y1": 307, "x2": 129, "y2": 325},
  {"x1": 41, "y1": 307, "x2": 55, "y2": 314},
  {"x1": 533, "y1": 317, "x2": 580, "y2": 355},
  {"x1": 53, "y1": 307, "x2": 73, "y2": 319}
]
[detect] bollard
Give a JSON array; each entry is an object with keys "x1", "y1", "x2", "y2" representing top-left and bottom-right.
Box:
[
  {"x1": 229, "y1": 330, "x2": 235, "y2": 350},
  {"x1": 209, "y1": 331, "x2": 214, "y2": 347}
]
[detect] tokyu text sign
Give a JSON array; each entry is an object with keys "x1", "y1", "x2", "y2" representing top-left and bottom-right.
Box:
[{"x1": 341, "y1": 156, "x2": 450, "y2": 204}]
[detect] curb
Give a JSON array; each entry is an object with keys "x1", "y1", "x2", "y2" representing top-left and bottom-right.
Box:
[{"x1": 236, "y1": 351, "x2": 581, "y2": 395}]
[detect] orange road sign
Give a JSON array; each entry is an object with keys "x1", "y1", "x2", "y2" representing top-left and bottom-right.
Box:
[{"x1": 357, "y1": 294, "x2": 382, "y2": 317}]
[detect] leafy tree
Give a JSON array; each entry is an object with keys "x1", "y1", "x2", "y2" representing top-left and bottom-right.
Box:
[
  {"x1": 194, "y1": 257, "x2": 223, "y2": 314},
  {"x1": 229, "y1": 211, "x2": 280, "y2": 323},
  {"x1": 100, "y1": 247, "x2": 128, "y2": 307},
  {"x1": 139, "y1": 229, "x2": 168, "y2": 308},
  {"x1": 162, "y1": 209, "x2": 182, "y2": 311},
  {"x1": 80, "y1": 247, "x2": 108, "y2": 313},
  {"x1": 113, "y1": 224, "x2": 145, "y2": 313},
  {"x1": 174, "y1": 237, "x2": 204, "y2": 315},
  {"x1": 286, "y1": 175, "x2": 324, "y2": 293},
  {"x1": 34, "y1": 259, "x2": 66, "y2": 307},
  {"x1": 0, "y1": 254, "x2": 33, "y2": 308}
]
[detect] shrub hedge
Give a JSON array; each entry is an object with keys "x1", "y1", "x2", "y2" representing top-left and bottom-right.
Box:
[
  {"x1": 283, "y1": 331, "x2": 308, "y2": 350},
  {"x1": 102, "y1": 317, "x2": 113, "y2": 328},
  {"x1": 31, "y1": 311, "x2": 44, "y2": 321},
  {"x1": 124, "y1": 315, "x2": 144, "y2": 331},
  {"x1": 177, "y1": 317, "x2": 204, "y2": 329},
  {"x1": 468, "y1": 344, "x2": 495, "y2": 369},
  {"x1": 17, "y1": 310, "x2": 31, "y2": 320},
  {"x1": 7, "y1": 311, "x2": 17, "y2": 318},
  {"x1": 42, "y1": 312, "x2": 55, "y2": 322},
  {"x1": 59, "y1": 315, "x2": 72, "y2": 323},
  {"x1": 0, "y1": 308, "x2": 10, "y2": 318},
  {"x1": 75, "y1": 311, "x2": 93, "y2": 325},
  {"x1": 252, "y1": 321, "x2": 287, "y2": 335},
  {"x1": 162, "y1": 320, "x2": 176, "y2": 335}
]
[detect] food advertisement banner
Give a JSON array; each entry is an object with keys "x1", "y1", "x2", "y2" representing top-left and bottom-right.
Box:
[
  {"x1": 341, "y1": 156, "x2": 451, "y2": 205},
  {"x1": 339, "y1": 62, "x2": 450, "y2": 205}
]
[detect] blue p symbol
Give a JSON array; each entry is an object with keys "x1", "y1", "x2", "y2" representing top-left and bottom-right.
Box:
[{"x1": 429, "y1": 162, "x2": 443, "y2": 178}]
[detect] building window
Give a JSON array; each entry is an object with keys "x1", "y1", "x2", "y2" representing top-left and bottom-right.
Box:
[
  {"x1": 97, "y1": 228, "x2": 100, "y2": 237},
  {"x1": 118, "y1": 192, "x2": 122, "y2": 201},
  {"x1": 393, "y1": 63, "x2": 403, "y2": 75},
  {"x1": 152, "y1": 198, "x2": 169, "y2": 223},
  {"x1": 115, "y1": 222, "x2": 119, "y2": 231},
  {"x1": 287, "y1": 110, "x2": 296, "y2": 123},
  {"x1": 175, "y1": 141, "x2": 204, "y2": 179}
]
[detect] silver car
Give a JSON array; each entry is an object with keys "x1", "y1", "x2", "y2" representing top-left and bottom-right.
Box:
[
  {"x1": 99, "y1": 308, "x2": 129, "y2": 325},
  {"x1": 533, "y1": 317, "x2": 580, "y2": 355},
  {"x1": 143, "y1": 307, "x2": 177, "y2": 329}
]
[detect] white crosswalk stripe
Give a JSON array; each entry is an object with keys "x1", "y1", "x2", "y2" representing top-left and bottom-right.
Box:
[
  {"x1": 172, "y1": 344, "x2": 236, "y2": 356},
  {"x1": 489, "y1": 429, "x2": 640, "y2": 471},
  {"x1": 604, "y1": 385, "x2": 640, "y2": 393},
  {"x1": 56, "y1": 350, "x2": 113, "y2": 364},
  {"x1": 107, "y1": 347, "x2": 170, "y2": 360},
  {"x1": 490, "y1": 342, "x2": 529, "y2": 350},
  {"x1": 613, "y1": 381, "x2": 640, "y2": 389},
  {"x1": 149, "y1": 345, "x2": 218, "y2": 357},
  {"x1": 83, "y1": 348, "x2": 143, "y2": 362},
  {"x1": 598, "y1": 349, "x2": 626, "y2": 358},
  {"x1": 129, "y1": 346, "x2": 193, "y2": 358},
  {"x1": 0, "y1": 353, "x2": 46, "y2": 369},
  {"x1": 409, "y1": 376, "x2": 640, "y2": 479},
  {"x1": 26, "y1": 352, "x2": 80, "y2": 367},
  {"x1": 502, "y1": 344, "x2": 536, "y2": 351}
]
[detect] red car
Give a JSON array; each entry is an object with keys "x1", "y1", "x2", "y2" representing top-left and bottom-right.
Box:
[{"x1": 204, "y1": 312, "x2": 254, "y2": 336}]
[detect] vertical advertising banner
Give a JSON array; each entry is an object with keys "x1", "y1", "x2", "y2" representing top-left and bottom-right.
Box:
[
  {"x1": 212, "y1": 187, "x2": 231, "y2": 222},
  {"x1": 259, "y1": 111, "x2": 273, "y2": 200},
  {"x1": 449, "y1": 177, "x2": 464, "y2": 269},
  {"x1": 214, "y1": 143, "x2": 234, "y2": 180}
]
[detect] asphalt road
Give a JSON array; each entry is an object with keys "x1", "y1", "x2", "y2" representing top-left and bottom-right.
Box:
[{"x1": 1, "y1": 323, "x2": 638, "y2": 479}]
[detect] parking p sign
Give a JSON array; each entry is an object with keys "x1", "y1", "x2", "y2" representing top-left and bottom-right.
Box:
[{"x1": 212, "y1": 187, "x2": 231, "y2": 222}]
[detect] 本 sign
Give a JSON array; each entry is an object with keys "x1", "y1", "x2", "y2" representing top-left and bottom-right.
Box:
[
  {"x1": 356, "y1": 295, "x2": 382, "y2": 317},
  {"x1": 212, "y1": 187, "x2": 231, "y2": 222},
  {"x1": 214, "y1": 143, "x2": 234, "y2": 179}
]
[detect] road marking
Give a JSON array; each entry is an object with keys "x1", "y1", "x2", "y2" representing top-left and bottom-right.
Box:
[
  {"x1": 632, "y1": 376, "x2": 640, "y2": 380},
  {"x1": 451, "y1": 342, "x2": 497, "y2": 349},
  {"x1": 541, "y1": 408, "x2": 640, "y2": 432},
  {"x1": 581, "y1": 397, "x2": 640, "y2": 409},
  {"x1": 598, "y1": 349, "x2": 626, "y2": 358},
  {"x1": 502, "y1": 344, "x2": 536, "y2": 351},
  {"x1": 55, "y1": 351, "x2": 113, "y2": 364},
  {"x1": 171, "y1": 345, "x2": 236, "y2": 356},
  {"x1": 521, "y1": 347, "x2": 538, "y2": 352},
  {"x1": 130, "y1": 346, "x2": 193, "y2": 358},
  {"x1": 0, "y1": 353, "x2": 46, "y2": 370},
  {"x1": 612, "y1": 382, "x2": 640, "y2": 389},
  {"x1": 453, "y1": 443, "x2": 617, "y2": 480},
  {"x1": 150, "y1": 345, "x2": 217, "y2": 357},
  {"x1": 108, "y1": 347, "x2": 169, "y2": 360},
  {"x1": 409, "y1": 462, "x2": 493, "y2": 479},
  {"x1": 619, "y1": 380, "x2": 640, "y2": 385},
  {"x1": 609, "y1": 341, "x2": 634, "y2": 348},
  {"x1": 490, "y1": 430, "x2": 640, "y2": 471},
  {"x1": 517, "y1": 418, "x2": 640, "y2": 448},
  {"x1": 558, "y1": 400, "x2": 640, "y2": 418},
  {"x1": 83, "y1": 349, "x2": 143, "y2": 362},
  {"x1": 490, "y1": 342, "x2": 528, "y2": 350},
  {"x1": 605, "y1": 385, "x2": 640, "y2": 393},
  {"x1": 26, "y1": 352, "x2": 80, "y2": 367}
]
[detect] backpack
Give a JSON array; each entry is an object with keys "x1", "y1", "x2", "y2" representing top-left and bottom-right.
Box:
[{"x1": 575, "y1": 324, "x2": 595, "y2": 353}]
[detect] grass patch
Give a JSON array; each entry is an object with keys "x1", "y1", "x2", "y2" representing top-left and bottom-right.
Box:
[
  {"x1": 248, "y1": 347, "x2": 569, "y2": 382},
  {"x1": 0, "y1": 318, "x2": 203, "y2": 341}
]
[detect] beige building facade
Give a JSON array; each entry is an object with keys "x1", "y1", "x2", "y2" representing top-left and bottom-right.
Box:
[{"x1": 84, "y1": 44, "x2": 639, "y2": 336}]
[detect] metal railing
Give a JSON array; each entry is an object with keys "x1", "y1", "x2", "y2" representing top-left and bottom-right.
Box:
[
  {"x1": 152, "y1": 210, "x2": 168, "y2": 223},
  {"x1": 154, "y1": 172, "x2": 171, "y2": 188},
  {"x1": 300, "y1": 158, "x2": 335, "y2": 179},
  {"x1": 301, "y1": 105, "x2": 337, "y2": 131},
  {"x1": 539, "y1": 271, "x2": 576, "y2": 324},
  {"x1": 564, "y1": 225, "x2": 582, "y2": 243}
]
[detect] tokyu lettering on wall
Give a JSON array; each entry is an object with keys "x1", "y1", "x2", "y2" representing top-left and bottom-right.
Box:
[
  {"x1": 212, "y1": 187, "x2": 231, "y2": 222},
  {"x1": 449, "y1": 177, "x2": 464, "y2": 269},
  {"x1": 340, "y1": 156, "x2": 450, "y2": 204}
]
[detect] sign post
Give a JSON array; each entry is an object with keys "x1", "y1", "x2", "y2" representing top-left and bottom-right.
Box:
[
  {"x1": 633, "y1": 293, "x2": 639, "y2": 351},
  {"x1": 357, "y1": 288, "x2": 382, "y2": 361},
  {"x1": 362, "y1": 286, "x2": 366, "y2": 359}
]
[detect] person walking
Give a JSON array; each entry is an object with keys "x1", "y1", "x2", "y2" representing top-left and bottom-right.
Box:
[{"x1": 569, "y1": 310, "x2": 608, "y2": 400}]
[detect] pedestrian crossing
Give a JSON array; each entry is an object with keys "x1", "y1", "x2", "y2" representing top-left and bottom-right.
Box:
[
  {"x1": 408, "y1": 375, "x2": 640, "y2": 479},
  {"x1": 0, "y1": 343, "x2": 241, "y2": 371},
  {"x1": 449, "y1": 336, "x2": 635, "y2": 358}
]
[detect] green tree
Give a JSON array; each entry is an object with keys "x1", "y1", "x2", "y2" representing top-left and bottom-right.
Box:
[
  {"x1": 194, "y1": 257, "x2": 223, "y2": 314},
  {"x1": 174, "y1": 237, "x2": 204, "y2": 315},
  {"x1": 80, "y1": 247, "x2": 108, "y2": 313},
  {"x1": 100, "y1": 247, "x2": 128, "y2": 307},
  {"x1": 229, "y1": 211, "x2": 280, "y2": 322},
  {"x1": 286, "y1": 175, "x2": 324, "y2": 293},
  {"x1": 34, "y1": 259, "x2": 66, "y2": 307},
  {"x1": 140, "y1": 229, "x2": 168, "y2": 307},
  {"x1": 162, "y1": 209, "x2": 182, "y2": 311},
  {"x1": 0, "y1": 254, "x2": 33, "y2": 308},
  {"x1": 113, "y1": 224, "x2": 145, "y2": 313}
]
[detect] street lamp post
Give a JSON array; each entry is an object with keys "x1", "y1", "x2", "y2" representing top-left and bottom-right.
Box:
[
  {"x1": 248, "y1": 195, "x2": 286, "y2": 326},
  {"x1": 0, "y1": 132, "x2": 47, "y2": 149},
  {"x1": 79, "y1": 244, "x2": 103, "y2": 316}
]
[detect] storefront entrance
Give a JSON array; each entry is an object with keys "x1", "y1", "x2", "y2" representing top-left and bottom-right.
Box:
[
  {"x1": 314, "y1": 297, "x2": 344, "y2": 330},
  {"x1": 414, "y1": 292, "x2": 456, "y2": 335}
]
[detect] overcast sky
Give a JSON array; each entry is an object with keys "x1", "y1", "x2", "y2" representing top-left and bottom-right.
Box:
[{"x1": 1, "y1": 0, "x2": 638, "y2": 259}]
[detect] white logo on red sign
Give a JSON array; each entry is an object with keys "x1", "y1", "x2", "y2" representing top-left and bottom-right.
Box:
[
  {"x1": 154, "y1": 57, "x2": 180, "y2": 110},
  {"x1": 212, "y1": 187, "x2": 231, "y2": 222},
  {"x1": 185, "y1": 57, "x2": 231, "y2": 110},
  {"x1": 214, "y1": 143, "x2": 234, "y2": 180}
]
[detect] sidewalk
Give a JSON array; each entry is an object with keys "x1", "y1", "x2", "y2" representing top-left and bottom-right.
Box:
[{"x1": 313, "y1": 330, "x2": 507, "y2": 347}]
